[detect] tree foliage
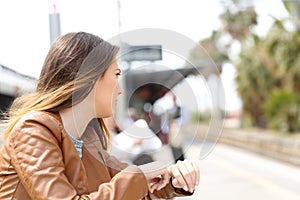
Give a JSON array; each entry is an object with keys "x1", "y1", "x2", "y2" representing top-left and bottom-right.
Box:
[
  {"x1": 188, "y1": 0, "x2": 300, "y2": 132},
  {"x1": 187, "y1": 31, "x2": 228, "y2": 68},
  {"x1": 263, "y1": 89, "x2": 300, "y2": 132},
  {"x1": 235, "y1": 14, "x2": 300, "y2": 132},
  {"x1": 220, "y1": 6, "x2": 257, "y2": 41}
]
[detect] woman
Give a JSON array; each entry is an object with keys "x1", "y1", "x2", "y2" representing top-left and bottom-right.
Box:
[{"x1": 0, "y1": 32, "x2": 199, "y2": 199}]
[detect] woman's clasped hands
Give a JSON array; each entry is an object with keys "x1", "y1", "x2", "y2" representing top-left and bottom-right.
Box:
[{"x1": 138, "y1": 159, "x2": 200, "y2": 193}]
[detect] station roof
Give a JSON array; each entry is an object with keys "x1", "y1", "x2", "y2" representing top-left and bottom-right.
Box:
[
  {"x1": 125, "y1": 64, "x2": 220, "y2": 105},
  {"x1": 0, "y1": 64, "x2": 37, "y2": 96}
]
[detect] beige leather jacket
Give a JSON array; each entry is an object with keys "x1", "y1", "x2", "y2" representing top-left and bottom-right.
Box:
[{"x1": 0, "y1": 111, "x2": 191, "y2": 199}]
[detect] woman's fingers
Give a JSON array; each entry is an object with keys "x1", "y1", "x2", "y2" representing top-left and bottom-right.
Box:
[
  {"x1": 157, "y1": 168, "x2": 170, "y2": 190},
  {"x1": 191, "y1": 160, "x2": 200, "y2": 185},
  {"x1": 180, "y1": 160, "x2": 196, "y2": 190},
  {"x1": 184, "y1": 159, "x2": 200, "y2": 187},
  {"x1": 138, "y1": 159, "x2": 200, "y2": 193},
  {"x1": 139, "y1": 161, "x2": 170, "y2": 192},
  {"x1": 150, "y1": 168, "x2": 169, "y2": 192},
  {"x1": 169, "y1": 164, "x2": 190, "y2": 191},
  {"x1": 168, "y1": 160, "x2": 200, "y2": 193}
]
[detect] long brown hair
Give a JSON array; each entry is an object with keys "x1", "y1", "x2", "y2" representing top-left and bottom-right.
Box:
[{"x1": 2, "y1": 32, "x2": 119, "y2": 147}]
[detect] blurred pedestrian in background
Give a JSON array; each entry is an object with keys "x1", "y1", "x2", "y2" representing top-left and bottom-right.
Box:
[
  {"x1": 167, "y1": 93, "x2": 185, "y2": 163},
  {"x1": 150, "y1": 92, "x2": 186, "y2": 163}
]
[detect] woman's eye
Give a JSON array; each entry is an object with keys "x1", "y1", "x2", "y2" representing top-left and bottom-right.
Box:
[{"x1": 116, "y1": 69, "x2": 122, "y2": 77}]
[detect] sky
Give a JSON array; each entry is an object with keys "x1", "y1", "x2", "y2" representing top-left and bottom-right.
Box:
[
  {"x1": 0, "y1": 0, "x2": 223, "y2": 77},
  {"x1": 0, "y1": 0, "x2": 289, "y2": 111}
]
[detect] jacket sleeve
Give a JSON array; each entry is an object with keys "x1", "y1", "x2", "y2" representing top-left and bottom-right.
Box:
[
  {"x1": 100, "y1": 149, "x2": 130, "y2": 177},
  {"x1": 101, "y1": 146, "x2": 193, "y2": 199},
  {"x1": 8, "y1": 116, "x2": 148, "y2": 200}
]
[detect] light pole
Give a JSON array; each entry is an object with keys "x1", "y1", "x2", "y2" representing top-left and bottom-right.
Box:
[{"x1": 49, "y1": 4, "x2": 61, "y2": 44}]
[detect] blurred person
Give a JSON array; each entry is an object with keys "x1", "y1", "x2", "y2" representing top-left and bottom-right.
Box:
[
  {"x1": 149, "y1": 102, "x2": 169, "y2": 145},
  {"x1": 151, "y1": 92, "x2": 186, "y2": 163},
  {"x1": 106, "y1": 113, "x2": 162, "y2": 166},
  {"x1": 123, "y1": 107, "x2": 139, "y2": 128},
  {"x1": 0, "y1": 32, "x2": 199, "y2": 199},
  {"x1": 109, "y1": 118, "x2": 162, "y2": 165},
  {"x1": 168, "y1": 93, "x2": 185, "y2": 163}
]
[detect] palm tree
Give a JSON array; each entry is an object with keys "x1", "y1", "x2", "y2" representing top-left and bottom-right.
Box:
[
  {"x1": 236, "y1": 19, "x2": 300, "y2": 131},
  {"x1": 187, "y1": 31, "x2": 228, "y2": 69}
]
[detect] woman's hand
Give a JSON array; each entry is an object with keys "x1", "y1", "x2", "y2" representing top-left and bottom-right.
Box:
[
  {"x1": 168, "y1": 160, "x2": 200, "y2": 193},
  {"x1": 138, "y1": 161, "x2": 170, "y2": 193}
]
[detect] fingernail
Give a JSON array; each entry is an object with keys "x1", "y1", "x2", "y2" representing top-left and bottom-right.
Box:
[{"x1": 183, "y1": 186, "x2": 188, "y2": 191}]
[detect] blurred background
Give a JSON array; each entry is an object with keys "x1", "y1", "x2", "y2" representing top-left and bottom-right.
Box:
[{"x1": 1, "y1": 0, "x2": 300, "y2": 199}]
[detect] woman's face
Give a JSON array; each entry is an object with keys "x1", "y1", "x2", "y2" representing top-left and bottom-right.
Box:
[{"x1": 94, "y1": 59, "x2": 122, "y2": 118}]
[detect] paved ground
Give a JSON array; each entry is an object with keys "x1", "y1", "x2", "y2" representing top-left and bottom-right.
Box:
[{"x1": 171, "y1": 139, "x2": 300, "y2": 200}]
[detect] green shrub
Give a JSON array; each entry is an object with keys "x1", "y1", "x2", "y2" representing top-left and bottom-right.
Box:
[{"x1": 263, "y1": 89, "x2": 300, "y2": 132}]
